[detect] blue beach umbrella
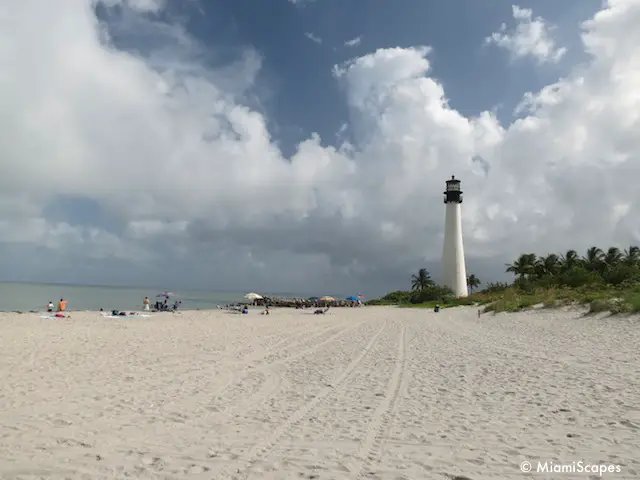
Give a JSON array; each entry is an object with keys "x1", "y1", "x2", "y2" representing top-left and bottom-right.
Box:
[
  {"x1": 346, "y1": 296, "x2": 359, "y2": 301},
  {"x1": 156, "y1": 292, "x2": 174, "y2": 298},
  {"x1": 308, "y1": 296, "x2": 320, "y2": 301}
]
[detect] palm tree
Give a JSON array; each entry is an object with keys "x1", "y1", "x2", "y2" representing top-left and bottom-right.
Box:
[
  {"x1": 603, "y1": 247, "x2": 623, "y2": 268},
  {"x1": 583, "y1": 246, "x2": 604, "y2": 272},
  {"x1": 506, "y1": 253, "x2": 537, "y2": 279},
  {"x1": 411, "y1": 268, "x2": 433, "y2": 291},
  {"x1": 560, "y1": 249, "x2": 580, "y2": 272},
  {"x1": 467, "y1": 274, "x2": 481, "y2": 294},
  {"x1": 623, "y1": 245, "x2": 640, "y2": 266},
  {"x1": 536, "y1": 254, "x2": 560, "y2": 277}
]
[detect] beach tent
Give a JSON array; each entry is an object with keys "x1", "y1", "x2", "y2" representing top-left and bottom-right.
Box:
[{"x1": 244, "y1": 292, "x2": 263, "y2": 300}]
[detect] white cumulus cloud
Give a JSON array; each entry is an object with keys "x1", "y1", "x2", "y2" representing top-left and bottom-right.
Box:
[
  {"x1": 305, "y1": 32, "x2": 322, "y2": 44},
  {"x1": 345, "y1": 36, "x2": 362, "y2": 47},
  {"x1": 486, "y1": 5, "x2": 567, "y2": 63},
  {"x1": 0, "y1": 0, "x2": 639, "y2": 294}
]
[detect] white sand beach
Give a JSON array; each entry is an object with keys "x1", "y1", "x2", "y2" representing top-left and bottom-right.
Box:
[{"x1": 0, "y1": 306, "x2": 639, "y2": 479}]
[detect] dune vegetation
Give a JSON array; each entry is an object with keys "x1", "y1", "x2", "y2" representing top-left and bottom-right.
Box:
[{"x1": 367, "y1": 246, "x2": 640, "y2": 314}]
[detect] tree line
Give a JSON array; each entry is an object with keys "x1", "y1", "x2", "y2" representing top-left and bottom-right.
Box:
[
  {"x1": 368, "y1": 268, "x2": 481, "y2": 305},
  {"x1": 369, "y1": 245, "x2": 640, "y2": 306},
  {"x1": 503, "y1": 245, "x2": 640, "y2": 289}
]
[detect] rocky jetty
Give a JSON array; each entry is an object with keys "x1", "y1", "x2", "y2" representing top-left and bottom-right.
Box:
[{"x1": 255, "y1": 297, "x2": 360, "y2": 308}]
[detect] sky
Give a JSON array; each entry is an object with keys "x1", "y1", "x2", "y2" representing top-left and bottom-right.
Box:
[{"x1": 1, "y1": 0, "x2": 639, "y2": 297}]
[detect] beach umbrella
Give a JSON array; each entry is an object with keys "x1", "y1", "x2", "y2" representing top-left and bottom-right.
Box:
[
  {"x1": 308, "y1": 296, "x2": 319, "y2": 301},
  {"x1": 346, "y1": 296, "x2": 359, "y2": 301},
  {"x1": 319, "y1": 296, "x2": 335, "y2": 301},
  {"x1": 244, "y1": 292, "x2": 263, "y2": 300},
  {"x1": 156, "y1": 292, "x2": 174, "y2": 298}
]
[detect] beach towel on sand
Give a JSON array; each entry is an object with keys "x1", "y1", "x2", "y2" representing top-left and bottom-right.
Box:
[{"x1": 102, "y1": 314, "x2": 151, "y2": 319}]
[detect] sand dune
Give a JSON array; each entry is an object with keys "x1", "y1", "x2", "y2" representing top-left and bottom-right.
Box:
[{"x1": 0, "y1": 307, "x2": 638, "y2": 479}]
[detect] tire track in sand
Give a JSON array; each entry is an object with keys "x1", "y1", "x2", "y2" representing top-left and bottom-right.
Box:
[
  {"x1": 232, "y1": 321, "x2": 344, "y2": 365},
  {"x1": 208, "y1": 322, "x2": 365, "y2": 416},
  {"x1": 352, "y1": 324, "x2": 408, "y2": 478},
  {"x1": 236, "y1": 320, "x2": 388, "y2": 479},
  {"x1": 204, "y1": 323, "x2": 345, "y2": 414}
]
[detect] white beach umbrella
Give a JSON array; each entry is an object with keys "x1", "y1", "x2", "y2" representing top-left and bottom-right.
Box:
[{"x1": 244, "y1": 292, "x2": 263, "y2": 300}]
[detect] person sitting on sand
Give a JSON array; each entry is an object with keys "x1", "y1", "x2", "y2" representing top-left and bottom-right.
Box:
[
  {"x1": 261, "y1": 306, "x2": 270, "y2": 315},
  {"x1": 47, "y1": 301, "x2": 54, "y2": 312},
  {"x1": 58, "y1": 298, "x2": 67, "y2": 312}
]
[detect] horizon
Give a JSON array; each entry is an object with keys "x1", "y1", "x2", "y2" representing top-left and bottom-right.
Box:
[{"x1": 0, "y1": 280, "x2": 351, "y2": 300}]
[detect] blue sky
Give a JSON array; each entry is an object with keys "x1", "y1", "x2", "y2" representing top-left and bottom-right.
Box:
[
  {"x1": 103, "y1": 0, "x2": 599, "y2": 153},
  {"x1": 3, "y1": 0, "x2": 638, "y2": 297},
  {"x1": 226, "y1": 0, "x2": 593, "y2": 145}
]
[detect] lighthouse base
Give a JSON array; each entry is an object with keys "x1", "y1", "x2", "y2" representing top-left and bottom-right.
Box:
[{"x1": 442, "y1": 202, "x2": 468, "y2": 297}]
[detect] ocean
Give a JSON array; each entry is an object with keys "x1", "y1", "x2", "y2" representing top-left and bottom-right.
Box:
[{"x1": 0, "y1": 282, "x2": 327, "y2": 312}]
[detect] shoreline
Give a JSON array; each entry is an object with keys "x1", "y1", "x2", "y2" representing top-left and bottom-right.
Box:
[
  {"x1": 0, "y1": 282, "x2": 357, "y2": 313},
  {"x1": 0, "y1": 302, "x2": 363, "y2": 315}
]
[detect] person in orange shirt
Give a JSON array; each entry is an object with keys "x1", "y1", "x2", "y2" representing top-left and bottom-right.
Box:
[{"x1": 58, "y1": 298, "x2": 68, "y2": 312}]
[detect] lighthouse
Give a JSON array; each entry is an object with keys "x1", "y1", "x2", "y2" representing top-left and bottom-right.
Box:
[{"x1": 441, "y1": 175, "x2": 468, "y2": 297}]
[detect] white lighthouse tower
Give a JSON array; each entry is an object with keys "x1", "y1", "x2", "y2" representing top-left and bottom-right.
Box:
[{"x1": 441, "y1": 175, "x2": 468, "y2": 297}]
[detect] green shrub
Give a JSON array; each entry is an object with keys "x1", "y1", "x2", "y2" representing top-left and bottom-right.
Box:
[
  {"x1": 449, "y1": 296, "x2": 475, "y2": 306},
  {"x1": 364, "y1": 290, "x2": 414, "y2": 305},
  {"x1": 577, "y1": 291, "x2": 608, "y2": 304},
  {"x1": 409, "y1": 285, "x2": 454, "y2": 303},
  {"x1": 556, "y1": 267, "x2": 604, "y2": 288},
  {"x1": 365, "y1": 298, "x2": 396, "y2": 306},
  {"x1": 481, "y1": 282, "x2": 510, "y2": 293},
  {"x1": 385, "y1": 290, "x2": 413, "y2": 303},
  {"x1": 622, "y1": 293, "x2": 640, "y2": 312},
  {"x1": 603, "y1": 266, "x2": 640, "y2": 286},
  {"x1": 482, "y1": 303, "x2": 496, "y2": 313},
  {"x1": 609, "y1": 299, "x2": 632, "y2": 314},
  {"x1": 588, "y1": 299, "x2": 610, "y2": 313}
]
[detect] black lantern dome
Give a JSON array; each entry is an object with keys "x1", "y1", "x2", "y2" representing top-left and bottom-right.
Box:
[{"x1": 443, "y1": 175, "x2": 462, "y2": 204}]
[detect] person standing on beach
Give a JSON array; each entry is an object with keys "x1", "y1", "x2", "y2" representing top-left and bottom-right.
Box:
[
  {"x1": 47, "y1": 301, "x2": 54, "y2": 312},
  {"x1": 143, "y1": 296, "x2": 150, "y2": 311},
  {"x1": 58, "y1": 299, "x2": 67, "y2": 312}
]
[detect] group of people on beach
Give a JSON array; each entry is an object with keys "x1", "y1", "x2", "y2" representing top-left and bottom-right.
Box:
[
  {"x1": 142, "y1": 296, "x2": 181, "y2": 312},
  {"x1": 43, "y1": 296, "x2": 182, "y2": 315},
  {"x1": 221, "y1": 303, "x2": 270, "y2": 315},
  {"x1": 46, "y1": 299, "x2": 67, "y2": 313}
]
